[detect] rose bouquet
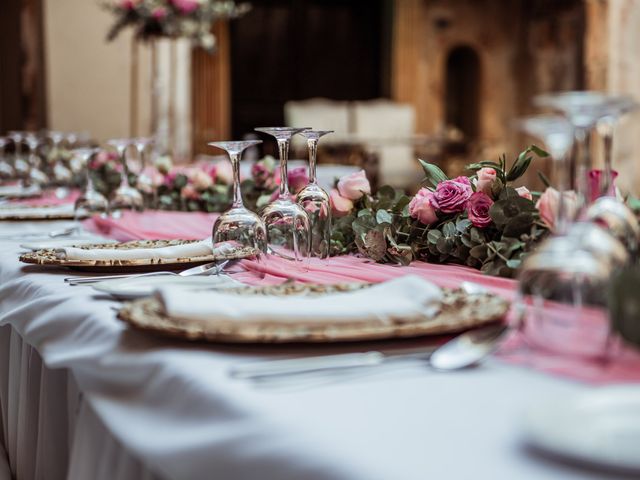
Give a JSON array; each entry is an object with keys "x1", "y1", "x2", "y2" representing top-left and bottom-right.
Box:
[
  {"x1": 330, "y1": 146, "x2": 551, "y2": 277},
  {"x1": 89, "y1": 151, "x2": 124, "y2": 198},
  {"x1": 101, "y1": 0, "x2": 251, "y2": 51}
]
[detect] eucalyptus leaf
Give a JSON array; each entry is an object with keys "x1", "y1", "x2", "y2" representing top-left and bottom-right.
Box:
[{"x1": 419, "y1": 159, "x2": 448, "y2": 188}]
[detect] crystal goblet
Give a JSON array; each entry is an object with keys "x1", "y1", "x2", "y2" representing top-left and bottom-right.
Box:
[
  {"x1": 107, "y1": 138, "x2": 143, "y2": 217},
  {"x1": 255, "y1": 127, "x2": 312, "y2": 263},
  {"x1": 208, "y1": 140, "x2": 267, "y2": 253},
  {"x1": 72, "y1": 147, "x2": 108, "y2": 221},
  {"x1": 297, "y1": 130, "x2": 334, "y2": 258}
]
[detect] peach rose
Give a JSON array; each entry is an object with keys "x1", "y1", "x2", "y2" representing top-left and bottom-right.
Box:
[
  {"x1": 536, "y1": 187, "x2": 578, "y2": 231},
  {"x1": 475, "y1": 167, "x2": 497, "y2": 196},
  {"x1": 329, "y1": 189, "x2": 354, "y2": 217},
  {"x1": 408, "y1": 188, "x2": 438, "y2": 225},
  {"x1": 191, "y1": 170, "x2": 213, "y2": 191},
  {"x1": 515, "y1": 186, "x2": 532, "y2": 201},
  {"x1": 215, "y1": 161, "x2": 234, "y2": 185},
  {"x1": 180, "y1": 184, "x2": 199, "y2": 200},
  {"x1": 337, "y1": 170, "x2": 371, "y2": 200}
]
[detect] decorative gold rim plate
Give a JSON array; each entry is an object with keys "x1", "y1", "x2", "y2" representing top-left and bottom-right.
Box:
[
  {"x1": 19, "y1": 239, "x2": 258, "y2": 272},
  {"x1": 118, "y1": 284, "x2": 510, "y2": 343}
]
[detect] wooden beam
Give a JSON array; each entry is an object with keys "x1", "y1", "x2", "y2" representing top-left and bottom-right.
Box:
[{"x1": 191, "y1": 21, "x2": 231, "y2": 156}]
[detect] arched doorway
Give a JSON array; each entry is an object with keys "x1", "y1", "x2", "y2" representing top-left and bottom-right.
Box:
[{"x1": 444, "y1": 45, "x2": 481, "y2": 142}]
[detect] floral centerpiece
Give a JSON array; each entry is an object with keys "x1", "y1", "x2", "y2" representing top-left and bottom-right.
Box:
[
  {"x1": 89, "y1": 151, "x2": 124, "y2": 198},
  {"x1": 329, "y1": 146, "x2": 552, "y2": 277},
  {"x1": 101, "y1": 0, "x2": 251, "y2": 51}
]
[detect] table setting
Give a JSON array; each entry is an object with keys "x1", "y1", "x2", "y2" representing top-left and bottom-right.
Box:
[{"x1": 2, "y1": 89, "x2": 640, "y2": 480}]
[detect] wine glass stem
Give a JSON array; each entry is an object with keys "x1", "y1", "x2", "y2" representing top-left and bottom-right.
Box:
[
  {"x1": 574, "y1": 127, "x2": 590, "y2": 198},
  {"x1": 118, "y1": 147, "x2": 129, "y2": 187},
  {"x1": 230, "y1": 152, "x2": 243, "y2": 208},
  {"x1": 277, "y1": 139, "x2": 290, "y2": 198},
  {"x1": 307, "y1": 138, "x2": 318, "y2": 184},
  {"x1": 602, "y1": 130, "x2": 613, "y2": 195}
]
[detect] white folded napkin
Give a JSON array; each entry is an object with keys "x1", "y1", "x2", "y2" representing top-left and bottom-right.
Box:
[
  {"x1": 0, "y1": 204, "x2": 75, "y2": 219},
  {"x1": 0, "y1": 184, "x2": 42, "y2": 198},
  {"x1": 21, "y1": 237, "x2": 117, "y2": 251},
  {"x1": 55, "y1": 238, "x2": 233, "y2": 261},
  {"x1": 157, "y1": 275, "x2": 443, "y2": 326}
]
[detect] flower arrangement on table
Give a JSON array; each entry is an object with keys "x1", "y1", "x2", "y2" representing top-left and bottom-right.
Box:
[
  {"x1": 329, "y1": 146, "x2": 553, "y2": 278},
  {"x1": 101, "y1": 0, "x2": 251, "y2": 51}
]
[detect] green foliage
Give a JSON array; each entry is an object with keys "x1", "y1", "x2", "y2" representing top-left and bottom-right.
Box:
[{"x1": 331, "y1": 146, "x2": 550, "y2": 277}]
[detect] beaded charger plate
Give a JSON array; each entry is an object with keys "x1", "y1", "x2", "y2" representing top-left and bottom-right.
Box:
[
  {"x1": 19, "y1": 239, "x2": 258, "y2": 273},
  {"x1": 118, "y1": 283, "x2": 510, "y2": 343},
  {"x1": 0, "y1": 204, "x2": 86, "y2": 221}
]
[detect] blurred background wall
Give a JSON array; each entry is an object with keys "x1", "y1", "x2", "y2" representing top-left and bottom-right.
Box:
[{"x1": 2, "y1": 0, "x2": 640, "y2": 192}]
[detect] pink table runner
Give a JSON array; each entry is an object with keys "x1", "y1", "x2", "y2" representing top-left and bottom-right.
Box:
[{"x1": 82, "y1": 210, "x2": 640, "y2": 385}]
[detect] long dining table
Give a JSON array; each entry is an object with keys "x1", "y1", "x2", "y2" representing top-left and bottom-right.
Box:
[{"x1": 0, "y1": 213, "x2": 638, "y2": 480}]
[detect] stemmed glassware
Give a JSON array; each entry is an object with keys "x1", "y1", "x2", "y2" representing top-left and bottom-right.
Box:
[
  {"x1": 297, "y1": 130, "x2": 334, "y2": 258},
  {"x1": 8, "y1": 131, "x2": 30, "y2": 182},
  {"x1": 208, "y1": 140, "x2": 267, "y2": 252},
  {"x1": 516, "y1": 113, "x2": 627, "y2": 359},
  {"x1": 255, "y1": 127, "x2": 312, "y2": 263},
  {"x1": 594, "y1": 96, "x2": 639, "y2": 197},
  {"x1": 132, "y1": 137, "x2": 155, "y2": 205},
  {"x1": 72, "y1": 147, "x2": 108, "y2": 221},
  {"x1": 24, "y1": 133, "x2": 48, "y2": 186},
  {"x1": 0, "y1": 137, "x2": 14, "y2": 180},
  {"x1": 107, "y1": 138, "x2": 143, "y2": 217},
  {"x1": 534, "y1": 91, "x2": 614, "y2": 209}
]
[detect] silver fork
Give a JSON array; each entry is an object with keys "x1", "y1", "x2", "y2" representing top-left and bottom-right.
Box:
[{"x1": 65, "y1": 260, "x2": 231, "y2": 285}]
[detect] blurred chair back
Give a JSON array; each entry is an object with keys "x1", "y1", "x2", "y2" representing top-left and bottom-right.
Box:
[
  {"x1": 284, "y1": 98, "x2": 351, "y2": 150},
  {"x1": 352, "y1": 99, "x2": 416, "y2": 187}
]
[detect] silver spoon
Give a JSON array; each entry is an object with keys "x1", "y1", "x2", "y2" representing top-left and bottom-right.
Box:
[
  {"x1": 65, "y1": 260, "x2": 231, "y2": 285},
  {"x1": 229, "y1": 322, "x2": 508, "y2": 381}
]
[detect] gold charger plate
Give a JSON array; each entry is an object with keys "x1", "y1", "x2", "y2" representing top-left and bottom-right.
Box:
[
  {"x1": 0, "y1": 204, "x2": 86, "y2": 221},
  {"x1": 118, "y1": 283, "x2": 510, "y2": 344},
  {"x1": 19, "y1": 239, "x2": 259, "y2": 273}
]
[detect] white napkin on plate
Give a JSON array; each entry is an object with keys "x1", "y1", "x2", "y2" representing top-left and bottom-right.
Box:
[
  {"x1": 157, "y1": 275, "x2": 443, "y2": 326},
  {"x1": 55, "y1": 238, "x2": 232, "y2": 261},
  {"x1": 0, "y1": 184, "x2": 42, "y2": 198},
  {"x1": 0, "y1": 204, "x2": 74, "y2": 219}
]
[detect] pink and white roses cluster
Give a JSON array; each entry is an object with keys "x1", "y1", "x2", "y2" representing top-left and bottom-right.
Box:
[
  {"x1": 407, "y1": 168, "x2": 535, "y2": 229},
  {"x1": 329, "y1": 170, "x2": 372, "y2": 217}
]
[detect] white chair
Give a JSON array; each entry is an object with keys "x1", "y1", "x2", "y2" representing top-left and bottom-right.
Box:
[
  {"x1": 352, "y1": 99, "x2": 417, "y2": 187},
  {"x1": 284, "y1": 98, "x2": 351, "y2": 150}
]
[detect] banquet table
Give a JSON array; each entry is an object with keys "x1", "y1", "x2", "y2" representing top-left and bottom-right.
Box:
[{"x1": 0, "y1": 216, "x2": 638, "y2": 480}]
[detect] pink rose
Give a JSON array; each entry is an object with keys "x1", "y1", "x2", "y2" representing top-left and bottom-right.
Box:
[
  {"x1": 288, "y1": 167, "x2": 309, "y2": 193},
  {"x1": 515, "y1": 186, "x2": 532, "y2": 201},
  {"x1": 191, "y1": 170, "x2": 213, "y2": 191},
  {"x1": 588, "y1": 169, "x2": 618, "y2": 203},
  {"x1": 475, "y1": 168, "x2": 497, "y2": 196},
  {"x1": 467, "y1": 192, "x2": 494, "y2": 228},
  {"x1": 180, "y1": 184, "x2": 199, "y2": 200},
  {"x1": 89, "y1": 151, "x2": 113, "y2": 170},
  {"x1": 337, "y1": 170, "x2": 371, "y2": 200},
  {"x1": 118, "y1": 0, "x2": 138, "y2": 10},
  {"x1": 152, "y1": 7, "x2": 168, "y2": 19},
  {"x1": 163, "y1": 171, "x2": 178, "y2": 187},
  {"x1": 171, "y1": 0, "x2": 199, "y2": 14},
  {"x1": 408, "y1": 188, "x2": 438, "y2": 225},
  {"x1": 431, "y1": 176, "x2": 473, "y2": 214},
  {"x1": 536, "y1": 187, "x2": 578, "y2": 231},
  {"x1": 215, "y1": 161, "x2": 234, "y2": 185},
  {"x1": 329, "y1": 189, "x2": 354, "y2": 217},
  {"x1": 251, "y1": 162, "x2": 273, "y2": 188}
]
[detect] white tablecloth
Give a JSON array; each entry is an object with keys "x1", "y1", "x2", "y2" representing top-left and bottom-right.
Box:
[{"x1": 0, "y1": 220, "x2": 622, "y2": 480}]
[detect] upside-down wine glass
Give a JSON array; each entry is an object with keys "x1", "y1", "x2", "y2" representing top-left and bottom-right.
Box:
[
  {"x1": 534, "y1": 91, "x2": 612, "y2": 210},
  {"x1": 0, "y1": 137, "x2": 14, "y2": 180},
  {"x1": 72, "y1": 148, "x2": 108, "y2": 223},
  {"x1": 255, "y1": 127, "x2": 312, "y2": 264},
  {"x1": 133, "y1": 137, "x2": 155, "y2": 206},
  {"x1": 208, "y1": 140, "x2": 267, "y2": 253},
  {"x1": 8, "y1": 131, "x2": 29, "y2": 183},
  {"x1": 24, "y1": 133, "x2": 48, "y2": 186},
  {"x1": 297, "y1": 130, "x2": 334, "y2": 258},
  {"x1": 594, "y1": 95, "x2": 639, "y2": 198},
  {"x1": 516, "y1": 114, "x2": 624, "y2": 360},
  {"x1": 107, "y1": 138, "x2": 143, "y2": 217}
]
